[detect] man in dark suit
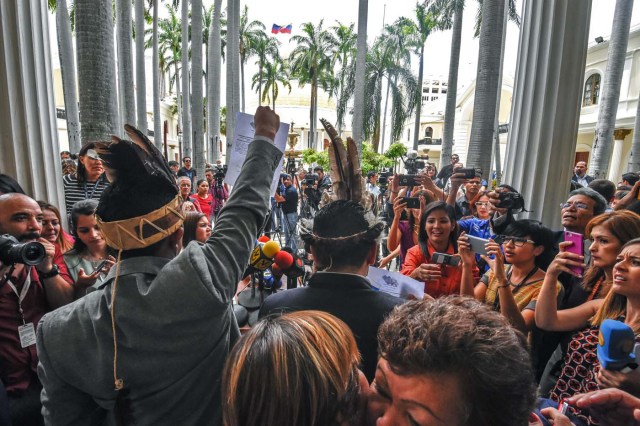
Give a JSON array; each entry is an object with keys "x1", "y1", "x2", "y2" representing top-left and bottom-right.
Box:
[
  {"x1": 260, "y1": 200, "x2": 404, "y2": 381},
  {"x1": 570, "y1": 160, "x2": 594, "y2": 187}
]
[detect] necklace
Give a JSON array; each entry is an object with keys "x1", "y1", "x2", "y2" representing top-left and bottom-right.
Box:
[{"x1": 506, "y1": 266, "x2": 539, "y2": 290}]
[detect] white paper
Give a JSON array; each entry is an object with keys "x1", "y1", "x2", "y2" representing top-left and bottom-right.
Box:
[
  {"x1": 225, "y1": 112, "x2": 289, "y2": 194},
  {"x1": 367, "y1": 266, "x2": 425, "y2": 299}
]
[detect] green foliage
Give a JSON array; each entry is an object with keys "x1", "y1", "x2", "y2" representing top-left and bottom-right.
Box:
[
  {"x1": 385, "y1": 142, "x2": 407, "y2": 159},
  {"x1": 361, "y1": 143, "x2": 394, "y2": 173},
  {"x1": 301, "y1": 148, "x2": 329, "y2": 169}
]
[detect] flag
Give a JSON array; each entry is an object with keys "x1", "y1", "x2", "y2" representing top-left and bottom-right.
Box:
[{"x1": 272, "y1": 23, "x2": 292, "y2": 34}]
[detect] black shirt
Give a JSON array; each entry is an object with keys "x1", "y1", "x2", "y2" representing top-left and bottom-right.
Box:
[{"x1": 281, "y1": 185, "x2": 299, "y2": 214}]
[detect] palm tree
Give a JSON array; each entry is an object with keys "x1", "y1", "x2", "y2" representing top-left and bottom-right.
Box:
[
  {"x1": 155, "y1": 4, "x2": 182, "y2": 141},
  {"x1": 239, "y1": 6, "x2": 266, "y2": 113},
  {"x1": 289, "y1": 21, "x2": 336, "y2": 150},
  {"x1": 75, "y1": 0, "x2": 119, "y2": 144},
  {"x1": 192, "y1": 0, "x2": 205, "y2": 174},
  {"x1": 589, "y1": 0, "x2": 635, "y2": 179},
  {"x1": 363, "y1": 37, "x2": 418, "y2": 152},
  {"x1": 253, "y1": 35, "x2": 281, "y2": 106},
  {"x1": 465, "y1": 0, "x2": 505, "y2": 180},
  {"x1": 181, "y1": 0, "x2": 191, "y2": 156},
  {"x1": 252, "y1": 58, "x2": 292, "y2": 110},
  {"x1": 135, "y1": 0, "x2": 148, "y2": 132},
  {"x1": 352, "y1": 0, "x2": 369, "y2": 154},
  {"x1": 628, "y1": 90, "x2": 640, "y2": 172},
  {"x1": 329, "y1": 21, "x2": 357, "y2": 134},
  {"x1": 152, "y1": 0, "x2": 162, "y2": 150},
  {"x1": 116, "y1": 0, "x2": 136, "y2": 127},
  {"x1": 411, "y1": 2, "x2": 449, "y2": 150},
  {"x1": 207, "y1": 0, "x2": 223, "y2": 162},
  {"x1": 226, "y1": 0, "x2": 241, "y2": 163},
  {"x1": 379, "y1": 17, "x2": 415, "y2": 152},
  {"x1": 50, "y1": 0, "x2": 81, "y2": 153}
]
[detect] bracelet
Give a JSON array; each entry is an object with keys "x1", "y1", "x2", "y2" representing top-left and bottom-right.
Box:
[
  {"x1": 37, "y1": 264, "x2": 60, "y2": 279},
  {"x1": 497, "y1": 282, "x2": 510, "y2": 288}
]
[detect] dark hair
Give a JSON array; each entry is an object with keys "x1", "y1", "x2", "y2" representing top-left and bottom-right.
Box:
[
  {"x1": 204, "y1": 168, "x2": 215, "y2": 174},
  {"x1": 367, "y1": 171, "x2": 377, "y2": 179},
  {"x1": 168, "y1": 160, "x2": 179, "y2": 167},
  {"x1": 568, "y1": 187, "x2": 607, "y2": 216},
  {"x1": 0, "y1": 173, "x2": 25, "y2": 195},
  {"x1": 69, "y1": 199, "x2": 99, "y2": 254},
  {"x1": 497, "y1": 183, "x2": 518, "y2": 193},
  {"x1": 195, "y1": 179, "x2": 207, "y2": 187},
  {"x1": 615, "y1": 190, "x2": 630, "y2": 200},
  {"x1": 182, "y1": 212, "x2": 206, "y2": 246},
  {"x1": 314, "y1": 166, "x2": 324, "y2": 173},
  {"x1": 469, "y1": 190, "x2": 490, "y2": 217},
  {"x1": 311, "y1": 200, "x2": 382, "y2": 270},
  {"x1": 378, "y1": 297, "x2": 536, "y2": 426},
  {"x1": 418, "y1": 201, "x2": 458, "y2": 261},
  {"x1": 38, "y1": 200, "x2": 73, "y2": 253},
  {"x1": 588, "y1": 179, "x2": 616, "y2": 202},
  {"x1": 627, "y1": 200, "x2": 640, "y2": 215},
  {"x1": 76, "y1": 142, "x2": 102, "y2": 183},
  {"x1": 621, "y1": 172, "x2": 639, "y2": 186},
  {"x1": 501, "y1": 220, "x2": 555, "y2": 270},
  {"x1": 182, "y1": 156, "x2": 191, "y2": 162},
  {"x1": 223, "y1": 311, "x2": 362, "y2": 426}
]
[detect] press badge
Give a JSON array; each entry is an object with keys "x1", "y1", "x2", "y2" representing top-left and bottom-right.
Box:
[{"x1": 18, "y1": 323, "x2": 36, "y2": 348}]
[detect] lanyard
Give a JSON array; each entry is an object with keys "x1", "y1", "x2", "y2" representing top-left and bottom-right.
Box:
[
  {"x1": 493, "y1": 266, "x2": 538, "y2": 311},
  {"x1": 84, "y1": 177, "x2": 101, "y2": 200},
  {"x1": 5, "y1": 267, "x2": 32, "y2": 324}
]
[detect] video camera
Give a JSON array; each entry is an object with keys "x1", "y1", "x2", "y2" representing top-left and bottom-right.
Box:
[
  {"x1": 497, "y1": 191, "x2": 525, "y2": 212},
  {"x1": 304, "y1": 173, "x2": 319, "y2": 186},
  {"x1": 0, "y1": 234, "x2": 46, "y2": 266},
  {"x1": 402, "y1": 151, "x2": 427, "y2": 175},
  {"x1": 214, "y1": 164, "x2": 227, "y2": 179}
]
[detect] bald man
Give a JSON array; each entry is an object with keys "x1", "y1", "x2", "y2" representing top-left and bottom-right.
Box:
[{"x1": 0, "y1": 194, "x2": 73, "y2": 425}]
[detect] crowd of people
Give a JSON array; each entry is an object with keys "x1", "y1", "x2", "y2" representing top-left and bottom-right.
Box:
[{"x1": 0, "y1": 106, "x2": 640, "y2": 425}]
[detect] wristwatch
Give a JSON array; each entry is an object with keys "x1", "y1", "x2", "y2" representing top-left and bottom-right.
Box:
[{"x1": 38, "y1": 264, "x2": 60, "y2": 279}]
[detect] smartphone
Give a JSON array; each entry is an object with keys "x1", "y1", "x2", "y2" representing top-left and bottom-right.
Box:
[
  {"x1": 466, "y1": 235, "x2": 490, "y2": 256},
  {"x1": 398, "y1": 174, "x2": 420, "y2": 187},
  {"x1": 457, "y1": 168, "x2": 478, "y2": 179},
  {"x1": 431, "y1": 252, "x2": 461, "y2": 267},
  {"x1": 93, "y1": 260, "x2": 108, "y2": 274},
  {"x1": 401, "y1": 197, "x2": 421, "y2": 209},
  {"x1": 564, "y1": 231, "x2": 584, "y2": 276}
]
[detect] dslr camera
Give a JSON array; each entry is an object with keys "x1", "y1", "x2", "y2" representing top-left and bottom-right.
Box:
[
  {"x1": 0, "y1": 234, "x2": 46, "y2": 266},
  {"x1": 304, "y1": 173, "x2": 319, "y2": 186},
  {"x1": 497, "y1": 192, "x2": 525, "y2": 212}
]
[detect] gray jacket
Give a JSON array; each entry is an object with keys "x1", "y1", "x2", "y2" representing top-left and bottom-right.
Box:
[{"x1": 37, "y1": 139, "x2": 282, "y2": 425}]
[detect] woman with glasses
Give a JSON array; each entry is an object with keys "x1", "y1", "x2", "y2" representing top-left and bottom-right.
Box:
[
  {"x1": 401, "y1": 201, "x2": 479, "y2": 298},
  {"x1": 459, "y1": 219, "x2": 558, "y2": 334}
]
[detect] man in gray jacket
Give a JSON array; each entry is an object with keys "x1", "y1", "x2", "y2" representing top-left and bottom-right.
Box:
[{"x1": 36, "y1": 107, "x2": 283, "y2": 425}]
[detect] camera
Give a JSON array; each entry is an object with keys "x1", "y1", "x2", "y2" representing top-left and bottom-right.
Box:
[
  {"x1": 214, "y1": 164, "x2": 227, "y2": 179},
  {"x1": 0, "y1": 234, "x2": 46, "y2": 266},
  {"x1": 497, "y1": 192, "x2": 525, "y2": 211},
  {"x1": 304, "y1": 173, "x2": 318, "y2": 186}
]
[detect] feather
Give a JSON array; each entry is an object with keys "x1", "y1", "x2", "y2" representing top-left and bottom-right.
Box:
[
  {"x1": 124, "y1": 124, "x2": 177, "y2": 189},
  {"x1": 320, "y1": 118, "x2": 349, "y2": 200},
  {"x1": 346, "y1": 137, "x2": 363, "y2": 202}
]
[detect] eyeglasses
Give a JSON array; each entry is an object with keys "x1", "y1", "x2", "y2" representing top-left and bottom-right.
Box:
[
  {"x1": 496, "y1": 235, "x2": 535, "y2": 247},
  {"x1": 184, "y1": 160, "x2": 191, "y2": 163},
  {"x1": 475, "y1": 201, "x2": 488, "y2": 206},
  {"x1": 560, "y1": 201, "x2": 590, "y2": 210}
]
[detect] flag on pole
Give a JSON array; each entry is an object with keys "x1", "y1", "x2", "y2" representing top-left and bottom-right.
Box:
[{"x1": 271, "y1": 23, "x2": 292, "y2": 34}]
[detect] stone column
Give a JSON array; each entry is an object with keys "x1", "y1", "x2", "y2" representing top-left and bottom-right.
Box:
[
  {"x1": 608, "y1": 128, "x2": 632, "y2": 182},
  {"x1": 503, "y1": 0, "x2": 592, "y2": 229},
  {"x1": 0, "y1": 0, "x2": 65, "y2": 210}
]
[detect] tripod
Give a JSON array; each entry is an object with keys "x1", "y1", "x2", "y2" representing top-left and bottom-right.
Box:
[{"x1": 211, "y1": 177, "x2": 227, "y2": 223}]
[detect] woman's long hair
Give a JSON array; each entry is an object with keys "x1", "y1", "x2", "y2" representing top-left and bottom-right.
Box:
[
  {"x1": 37, "y1": 201, "x2": 73, "y2": 253},
  {"x1": 582, "y1": 210, "x2": 640, "y2": 296},
  {"x1": 591, "y1": 237, "x2": 640, "y2": 333},
  {"x1": 68, "y1": 199, "x2": 99, "y2": 255},
  {"x1": 417, "y1": 201, "x2": 458, "y2": 261},
  {"x1": 182, "y1": 212, "x2": 206, "y2": 246},
  {"x1": 75, "y1": 143, "x2": 101, "y2": 183}
]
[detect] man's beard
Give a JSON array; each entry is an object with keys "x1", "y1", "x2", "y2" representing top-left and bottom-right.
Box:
[{"x1": 19, "y1": 232, "x2": 40, "y2": 242}]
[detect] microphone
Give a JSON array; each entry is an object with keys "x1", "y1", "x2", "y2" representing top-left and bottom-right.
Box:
[
  {"x1": 275, "y1": 248, "x2": 306, "y2": 289},
  {"x1": 242, "y1": 240, "x2": 280, "y2": 278},
  {"x1": 257, "y1": 235, "x2": 270, "y2": 243},
  {"x1": 597, "y1": 319, "x2": 640, "y2": 372}
]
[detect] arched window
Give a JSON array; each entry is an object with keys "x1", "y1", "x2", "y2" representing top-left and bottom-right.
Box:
[
  {"x1": 424, "y1": 126, "x2": 433, "y2": 138},
  {"x1": 583, "y1": 74, "x2": 601, "y2": 106}
]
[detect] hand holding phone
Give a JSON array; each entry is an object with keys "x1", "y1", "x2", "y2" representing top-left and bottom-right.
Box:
[
  {"x1": 431, "y1": 252, "x2": 461, "y2": 267},
  {"x1": 93, "y1": 260, "x2": 109, "y2": 274},
  {"x1": 401, "y1": 197, "x2": 421, "y2": 209},
  {"x1": 564, "y1": 231, "x2": 585, "y2": 276},
  {"x1": 398, "y1": 174, "x2": 420, "y2": 187},
  {"x1": 466, "y1": 235, "x2": 490, "y2": 256}
]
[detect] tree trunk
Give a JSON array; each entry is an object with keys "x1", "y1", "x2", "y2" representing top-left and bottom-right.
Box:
[
  {"x1": 352, "y1": 0, "x2": 368, "y2": 156},
  {"x1": 116, "y1": 0, "x2": 136, "y2": 127},
  {"x1": 152, "y1": 0, "x2": 162, "y2": 150},
  {"x1": 337, "y1": 52, "x2": 347, "y2": 134},
  {"x1": 412, "y1": 44, "x2": 425, "y2": 151},
  {"x1": 135, "y1": 0, "x2": 147, "y2": 133},
  {"x1": 441, "y1": 1, "x2": 463, "y2": 168},
  {"x1": 380, "y1": 77, "x2": 392, "y2": 154},
  {"x1": 182, "y1": 0, "x2": 192, "y2": 157},
  {"x1": 310, "y1": 78, "x2": 317, "y2": 149},
  {"x1": 241, "y1": 54, "x2": 246, "y2": 112},
  {"x1": 627, "y1": 90, "x2": 640, "y2": 172},
  {"x1": 56, "y1": 0, "x2": 81, "y2": 153},
  {"x1": 588, "y1": 0, "x2": 634, "y2": 179},
  {"x1": 207, "y1": 0, "x2": 222, "y2": 162},
  {"x1": 76, "y1": 0, "x2": 118, "y2": 144},
  {"x1": 466, "y1": 0, "x2": 505, "y2": 182},
  {"x1": 175, "y1": 62, "x2": 182, "y2": 155},
  {"x1": 490, "y1": 0, "x2": 509, "y2": 185},
  {"x1": 192, "y1": 0, "x2": 204, "y2": 174},
  {"x1": 225, "y1": 0, "x2": 241, "y2": 164},
  {"x1": 258, "y1": 63, "x2": 263, "y2": 106}
]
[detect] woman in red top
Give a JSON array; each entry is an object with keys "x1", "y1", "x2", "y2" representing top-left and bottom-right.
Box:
[
  {"x1": 38, "y1": 201, "x2": 74, "y2": 285},
  {"x1": 401, "y1": 201, "x2": 478, "y2": 298},
  {"x1": 193, "y1": 179, "x2": 213, "y2": 219}
]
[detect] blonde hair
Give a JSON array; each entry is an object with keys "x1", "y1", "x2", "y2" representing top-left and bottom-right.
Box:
[{"x1": 222, "y1": 311, "x2": 362, "y2": 426}]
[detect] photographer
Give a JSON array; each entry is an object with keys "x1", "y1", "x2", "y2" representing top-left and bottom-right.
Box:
[
  {"x1": 314, "y1": 166, "x2": 332, "y2": 192},
  {"x1": 274, "y1": 174, "x2": 299, "y2": 251},
  {"x1": 0, "y1": 193, "x2": 74, "y2": 425},
  {"x1": 205, "y1": 168, "x2": 229, "y2": 222}
]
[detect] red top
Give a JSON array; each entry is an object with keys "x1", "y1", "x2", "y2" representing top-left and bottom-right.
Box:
[
  {"x1": 53, "y1": 242, "x2": 73, "y2": 286},
  {"x1": 192, "y1": 193, "x2": 213, "y2": 219},
  {"x1": 0, "y1": 266, "x2": 49, "y2": 394},
  {"x1": 401, "y1": 242, "x2": 479, "y2": 299}
]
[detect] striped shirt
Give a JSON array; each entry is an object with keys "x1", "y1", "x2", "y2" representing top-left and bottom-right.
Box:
[{"x1": 62, "y1": 174, "x2": 109, "y2": 217}]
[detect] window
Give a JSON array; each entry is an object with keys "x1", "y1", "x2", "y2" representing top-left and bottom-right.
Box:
[
  {"x1": 441, "y1": 89, "x2": 447, "y2": 94},
  {"x1": 424, "y1": 126, "x2": 433, "y2": 138},
  {"x1": 424, "y1": 87, "x2": 430, "y2": 93},
  {"x1": 407, "y1": 129, "x2": 411, "y2": 141},
  {"x1": 433, "y1": 88, "x2": 439, "y2": 94},
  {"x1": 583, "y1": 74, "x2": 601, "y2": 106},
  {"x1": 431, "y1": 96, "x2": 436, "y2": 101}
]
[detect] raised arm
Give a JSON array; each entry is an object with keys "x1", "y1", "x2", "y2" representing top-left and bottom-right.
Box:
[{"x1": 387, "y1": 198, "x2": 408, "y2": 251}]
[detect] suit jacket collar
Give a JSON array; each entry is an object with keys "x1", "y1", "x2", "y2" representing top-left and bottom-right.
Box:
[
  {"x1": 99, "y1": 256, "x2": 171, "y2": 288},
  {"x1": 308, "y1": 271, "x2": 373, "y2": 290}
]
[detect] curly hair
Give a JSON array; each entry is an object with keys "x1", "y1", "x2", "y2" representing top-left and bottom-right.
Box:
[
  {"x1": 378, "y1": 296, "x2": 536, "y2": 426},
  {"x1": 223, "y1": 311, "x2": 362, "y2": 426}
]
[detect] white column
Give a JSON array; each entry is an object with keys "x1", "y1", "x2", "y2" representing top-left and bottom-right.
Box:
[
  {"x1": 503, "y1": 0, "x2": 592, "y2": 229},
  {"x1": 608, "y1": 129, "x2": 632, "y2": 182},
  {"x1": 0, "y1": 0, "x2": 65, "y2": 210}
]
